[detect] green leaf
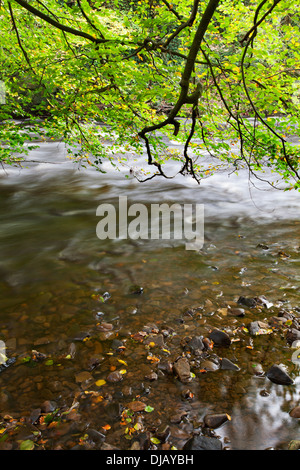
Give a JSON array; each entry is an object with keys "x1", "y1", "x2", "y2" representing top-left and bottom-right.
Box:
[
  {"x1": 45, "y1": 359, "x2": 54, "y2": 366},
  {"x1": 150, "y1": 437, "x2": 161, "y2": 445},
  {"x1": 144, "y1": 405, "x2": 154, "y2": 413},
  {"x1": 19, "y1": 439, "x2": 35, "y2": 450}
]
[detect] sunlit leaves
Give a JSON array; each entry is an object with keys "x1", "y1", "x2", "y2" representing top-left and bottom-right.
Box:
[{"x1": 0, "y1": 0, "x2": 299, "y2": 187}]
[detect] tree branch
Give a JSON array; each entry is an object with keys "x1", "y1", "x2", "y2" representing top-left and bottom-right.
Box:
[{"x1": 12, "y1": 0, "x2": 109, "y2": 44}]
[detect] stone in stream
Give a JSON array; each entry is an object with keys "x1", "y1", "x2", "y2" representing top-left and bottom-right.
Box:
[
  {"x1": 200, "y1": 359, "x2": 220, "y2": 371},
  {"x1": 266, "y1": 364, "x2": 294, "y2": 385},
  {"x1": 288, "y1": 440, "x2": 300, "y2": 450},
  {"x1": 106, "y1": 371, "x2": 123, "y2": 383},
  {"x1": 173, "y1": 356, "x2": 191, "y2": 383},
  {"x1": 248, "y1": 320, "x2": 270, "y2": 335},
  {"x1": 208, "y1": 328, "x2": 231, "y2": 347},
  {"x1": 203, "y1": 413, "x2": 231, "y2": 429},
  {"x1": 183, "y1": 435, "x2": 223, "y2": 450},
  {"x1": 228, "y1": 307, "x2": 245, "y2": 317},
  {"x1": 181, "y1": 336, "x2": 205, "y2": 356},
  {"x1": 286, "y1": 328, "x2": 300, "y2": 345},
  {"x1": 289, "y1": 406, "x2": 300, "y2": 418},
  {"x1": 144, "y1": 334, "x2": 165, "y2": 349},
  {"x1": 237, "y1": 296, "x2": 257, "y2": 308},
  {"x1": 220, "y1": 357, "x2": 240, "y2": 371}
]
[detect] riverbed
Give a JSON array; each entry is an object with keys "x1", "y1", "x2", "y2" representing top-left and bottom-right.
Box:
[{"x1": 0, "y1": 139, "x2": 299, "y2": 450}]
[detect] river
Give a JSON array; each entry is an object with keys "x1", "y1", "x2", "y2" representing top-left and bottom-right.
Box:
[{"x1": 0, "y1": 137, "x2": 299, "y2": 450}]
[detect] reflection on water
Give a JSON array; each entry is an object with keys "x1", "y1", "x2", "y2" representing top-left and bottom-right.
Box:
[{"x1": 0, "y1": 142, "x2": 299, "y2": 450}]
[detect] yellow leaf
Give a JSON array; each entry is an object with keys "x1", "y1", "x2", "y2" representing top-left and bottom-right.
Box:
[
  {"x1": 118, "y1": 359, "x2": 127, "y2": 366},
  {"x1": 95, "y1": 379, "x2": 106, "y2": 387}
]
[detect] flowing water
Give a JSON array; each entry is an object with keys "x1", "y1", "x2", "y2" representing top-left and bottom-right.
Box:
[{"x1": 0, "y1": 138, "x2": 299, "y2": 450}]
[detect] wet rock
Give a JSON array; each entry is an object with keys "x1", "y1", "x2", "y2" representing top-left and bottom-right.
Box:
[
  {"x1": 181, "y1": 389, "x2": 194, "y2": 400},
  {"x1": 111, "y1": 339, "x2": 124, "y2": 350},
  {"x1": 122, "y1": 385, "x2": 132, "y2": 397},
  {"x1": 29, "y1": 408, "x2": 41, "y2": 424},
  {"x1": 75, "y1": 371, "x2": 93, "y2": 384},
  {"x1": 102, "y1": 291, "x2": 111, "y2": 301},
  {"x1": 130, "y1": 441, "x2": 142, "y2": 450},
  {"x1": 106, "y1": 371, "x2": 123, "y2": 383},
  {"x1": 208, "y1": 328, "x2": 231, "y2": 347},
  {"x1": 181, "y1": 336, "x2": 204, "y2": 356},
  {"x1": 252, "y1": 363, "x2": 264, "y2": 376},
  {"x1": 203, "y1": 413, "x2": 231, "y2": 429},
  {"x1": 268, "y1": 316, "x2": 287, "y2": 328},
  {"x1": 255, "y1": 295, "x2": 273, "y2": 308},
  {"x1": 131, "y1": 432, "x2": 151, "y2": 450},
  {"x1": 183, "y1": 435, "x2": 223, "y2": 450},
  {"x1": 144, "y1": 372, "x2": 158, "y2": 381},
  {"x1": 286, "y1": 328, "x2": 300, "y2": 345},
  {"x1": 98, "y1": 322, "x2": 113, "y2": 332},
  {"x1": 248, "y1": 320, "x2": 270, "y2": 335},
  {"x1": 87, "y1": 354, "x2": 104, "y2": 370},
  {"x1": 238, "y1": 296, "x2": 257, "y2": 308},
  {"x1": 289, "y1": 406, "x2": 300, "y2": 418},
  {"x1": 288, "y1": 440, "x2": 300, "y2": 450},
  {"x1": 105, "y1": 402, "x2": 122, "y2": 419},
  {"x1": 155, "y1": 424, "x2": 170, "y2": 443},
  {"x1": 126, "y1": 401, "x2": 146, "y2": 412},
  {"x1": 41, "y1": 400, "x2": 57, "y2": 413},
  {"x1": 173, "y1": 357, "x2": 191, "y2": 383},
  {"x1": 144, "y1": 334, "x2": 165, "y2": 348},
  {"x1": 228, "y1": 307, "x2": 245, "y2": 317},
  {"x1": 200, "y1": 359, "x2": 219, "y2": 371},
  {"x1": 169, "y1": 409, "x2": 187, "y2": 424},
  {"x1": 101, "y1": 442, "x2": 120, "y2": 450},
  {"x1": 220, "y1": 358, "x2": 240, "y2": 371},
  {"x1": 260, "y1": 389, "x2": 270, "y2": 397},
  {"x1": 129, "y1": 286, "x2": 144, "y2": 295},
  {"x1": 73, "y1": 331, "x2": 91, "y2": 341},
  {"x1": 256, "y1": 243, "x2": 269, "y2": 250},
  {"x1": 0, "y1": 357, "x2": 16, "y2": 373},
  {"x1": 142, "y1": 323, "x2": 159, "y2": 334},
  {"x1": 202, "y1": 337, "x2": 214, "y2": 350},
  {"x1": 266, "y1": 364, "x2": 294, "y2": 385},
  {"x1": 31, "y1": 350, "x2": 47, "y2": 362}
]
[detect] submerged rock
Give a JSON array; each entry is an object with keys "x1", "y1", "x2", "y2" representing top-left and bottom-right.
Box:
[
  {"x1": 289, "y1": 406, "x2": 300, "y2": 418},
  {"x1": 286, "y1": 328, "x2": 300, "y2": 345},
  {"x1": 173, "y1": 357, "x2": 191, "y2": 383},
  {"x1": 248, "y1": 321, "x2": 270, "y2": 336},
  {"x1": 200, "y1": 359, "x2": 219, "y2": 371},
  {"x1": 203, "y1": 413, "x2": 231, "y2": 429},
  {"x1": 238, "y1": 296, "x2": 257, "y2": 308},
  {"x1": 106, "y1": 371, "x2": 123, "y2": 383},
  {"x1": 266, "y1": 364, "x2": 294, "y2": 385},
  {"x1": 183, "y1": 435, "x2": 223, "y2": 450},
  {"x1": 228, "y1": 307, "x2": 245, "y2": 317},
  {"x1": 208, "y1": 328, "x2": 231, "y2": 347},
  {"x1": 220, "y1": 358, "x2": 240, "y2": 371},
  {"x1": 181, "y1": 336, "x2": 205, "y2": 355},
  {"x1": 288, "y1": 440, "x2": 300, "y2": 450}
]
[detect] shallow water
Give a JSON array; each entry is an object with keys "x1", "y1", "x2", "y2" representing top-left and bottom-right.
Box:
[{"x1": 0, "y1": 140, "x2": 299, "y2": 450}]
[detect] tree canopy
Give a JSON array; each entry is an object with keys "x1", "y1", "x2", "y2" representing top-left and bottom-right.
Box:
[{"x1": 0, "y1": 0, "x2": 300, "y2": 189}]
